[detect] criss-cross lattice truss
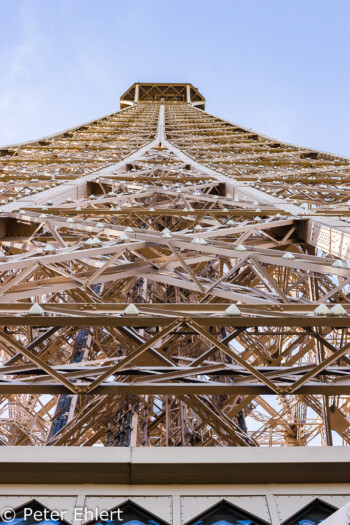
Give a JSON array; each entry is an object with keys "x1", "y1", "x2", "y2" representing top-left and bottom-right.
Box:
[{"x1": 0, "y1": 82, "x2": 350, "y2": 447}]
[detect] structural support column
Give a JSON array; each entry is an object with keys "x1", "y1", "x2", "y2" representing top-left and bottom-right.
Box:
[{"x1": 186, "y1": 85, "x2": 191, "y2": 104}]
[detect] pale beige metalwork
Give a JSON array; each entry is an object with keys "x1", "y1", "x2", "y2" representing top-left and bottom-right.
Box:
[{"x1": 0, "y1": 83, "x2": 349, "y2": 447}]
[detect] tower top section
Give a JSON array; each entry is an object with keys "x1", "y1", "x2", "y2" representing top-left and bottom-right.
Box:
[{"x1": 120, "y1": 82, "x2": 205, "y2": 110}]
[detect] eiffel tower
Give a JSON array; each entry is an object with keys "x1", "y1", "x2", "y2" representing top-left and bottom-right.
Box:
[{"x1": 0, "y1": 82, "x2": 349, "y2": 449}]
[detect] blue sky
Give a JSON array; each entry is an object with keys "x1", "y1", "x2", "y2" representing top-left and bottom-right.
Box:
[{"x1": 0, "y1": 0, "x2": 349, "y2": 156}]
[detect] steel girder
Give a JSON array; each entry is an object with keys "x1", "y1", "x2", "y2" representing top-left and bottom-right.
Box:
[{"x1": 0, "y1": 87, "x2": 349, "y2": 447}]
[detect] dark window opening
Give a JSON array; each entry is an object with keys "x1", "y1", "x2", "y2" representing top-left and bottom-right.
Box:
[
  {"x1": 187, "y1": 500, "x2": 268, "y2": 525},
  {"x1": 93, "y1": 501, "x2": 168, "y2": 525},
  {"x1": 0, "y1": 500, "x2": 70, "y2": 525},
  {"x1": 282, "y1": 499, "x2": 336, "y2": 525}
]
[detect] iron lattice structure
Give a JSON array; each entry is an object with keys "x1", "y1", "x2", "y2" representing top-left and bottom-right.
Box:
[{"x1": 0, "y1": 82, "x2": 350, "y2": 447}]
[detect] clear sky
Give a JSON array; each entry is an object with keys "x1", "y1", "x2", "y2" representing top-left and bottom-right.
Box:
[{"x1": 0, "y1": 0, "x2": 349, "y2": 156}]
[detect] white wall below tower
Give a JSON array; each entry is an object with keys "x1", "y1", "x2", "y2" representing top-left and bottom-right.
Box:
[{"x1": 0, "y1": 447, "x2": 349, "y2": 524}]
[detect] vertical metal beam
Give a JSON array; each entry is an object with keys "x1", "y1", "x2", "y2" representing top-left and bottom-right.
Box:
[{"x1": 186, "y1": 84, "x2": 191, "y2": 104}]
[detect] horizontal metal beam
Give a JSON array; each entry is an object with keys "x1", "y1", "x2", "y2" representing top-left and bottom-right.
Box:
[
  {"x1": 0, "y1": 381, "x2": 349, "y2": 395},
  {"x1": 0, "y1": 314, "x2": 348, "y2": 327}
]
